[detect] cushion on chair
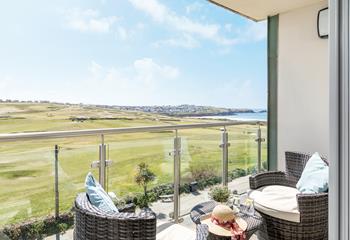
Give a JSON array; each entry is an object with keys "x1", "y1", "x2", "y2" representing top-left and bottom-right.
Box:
[
  {"x1": 296, "y1": 152, "x2": 329, "y2": 193},
  {"x1": 248, "y1": 185, "x2": 300, "y2": 223},
  {"x1": 85, "y1": 172, "x2": 119, "y2": 214}
]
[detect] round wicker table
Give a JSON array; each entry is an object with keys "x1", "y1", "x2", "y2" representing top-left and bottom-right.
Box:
[{"x1": 191, "y1": 201, "x2": 263, "y2": 240}]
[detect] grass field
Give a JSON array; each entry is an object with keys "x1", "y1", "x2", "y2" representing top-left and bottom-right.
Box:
[{"x1": 0, "y1": 102, "x2": 267, "y2": 226}]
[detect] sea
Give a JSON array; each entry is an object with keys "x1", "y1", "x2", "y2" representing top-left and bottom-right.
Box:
[{"x1": 197, "y1": 111, "x2": 267, "y2": 121}]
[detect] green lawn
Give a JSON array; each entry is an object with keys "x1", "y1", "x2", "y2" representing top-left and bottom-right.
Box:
[{"x1": 0, "y1": 103, "x2": 267, "y2": 226}]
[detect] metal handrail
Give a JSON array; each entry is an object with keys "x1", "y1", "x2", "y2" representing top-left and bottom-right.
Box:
[{"x1": 0, "y1": 120, "x2": 265, "y2": 142}]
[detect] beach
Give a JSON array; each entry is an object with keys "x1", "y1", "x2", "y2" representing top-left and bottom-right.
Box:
[{"x1": 196, "y1": 111, "x2": 267, "y2": 121}]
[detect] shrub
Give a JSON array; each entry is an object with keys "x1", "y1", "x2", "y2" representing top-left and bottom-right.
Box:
[
  {"x1": 149, "y1": 184, "x2": 174, "y2": 197},
  {"x1": 131, "y1": 194, "x2": 141, "y2": 206},
  {"x1": 209, "y1": 186, "x2": 231, "y2": 203},
  {"x1": 135, "y1": 163, "x2": 156, "y2": 197},
  {"x1": 247, "y1": 166, "x2": 257, "y2": 175},
  {"x1": 189, "y1": 165, "x2": 217, "y2": 181},
  {"x1": 123, "y1": 194, "x2": 135, "y2": 204},
  {"x1": 134, "y1": 163, "x2": 156, "y2": 208},
  {"x1": 113, "y1": 198, "x2": 126, "y2": 209},
  {"x1": 229, "y1": 168, "x2": 247, "y2": 180},
  {"x1": 134, "y1": 194, "x2": 150, "y2": 209},
  {"x1": 3, "y1": 212, "x2": 74, "y2": 240},
  {"x1": 197, "y1": 176, "x2": 222, "y2": 190},
  {"x1": 181, "y1": 172, "x2": 193, "y2": 183},
  {"x1": 179, "y1": 183, "x2": 191, "y2": 194},
  {"x1": 147, "y1": 191, "x2": 158, "y2": 203}
]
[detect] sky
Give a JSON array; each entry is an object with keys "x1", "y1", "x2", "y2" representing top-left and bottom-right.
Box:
[{"x1": 0, "y1": 0, "x2": 267, "y2": 109}]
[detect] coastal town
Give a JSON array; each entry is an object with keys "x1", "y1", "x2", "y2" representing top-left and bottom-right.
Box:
[{"x1": 0, "y1": 100, "x2": 265, "y2": 117}]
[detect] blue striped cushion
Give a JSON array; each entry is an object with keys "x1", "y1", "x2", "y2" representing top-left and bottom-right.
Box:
[{"x1": 85, "y1": 172, "x2": 118, "y2": 214}]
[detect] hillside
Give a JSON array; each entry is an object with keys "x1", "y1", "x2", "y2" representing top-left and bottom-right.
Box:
[
  {"x1": 0, "y1": 102, "x2": 201, "y2": 134},
  {"x1": 0, "y1": 100, "x2": 258, "y2": 121}
]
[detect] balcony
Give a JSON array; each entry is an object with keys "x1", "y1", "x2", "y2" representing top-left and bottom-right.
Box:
[
  {"x1": 0, "y1": 121, "x2": 267, "y2": 239},
  {"x1": 0, "y1": 0, "x2": 337, "y2": 238}
]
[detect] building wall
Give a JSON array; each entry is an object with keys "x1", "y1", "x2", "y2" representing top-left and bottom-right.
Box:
[{"x1": 277, "y1": 1, "x2": 329, "y2": 170}]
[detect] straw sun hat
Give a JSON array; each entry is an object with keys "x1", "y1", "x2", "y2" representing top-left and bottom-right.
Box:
[{"x1": 201, "y1": 205, "x2": 247, "y2": 237}]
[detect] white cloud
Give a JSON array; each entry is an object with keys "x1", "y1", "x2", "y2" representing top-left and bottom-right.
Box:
[
  {"x1": 115, "y1": 23, "x2": 145, "y2": 41},
  {"x1": 128, "y1": 0, "x2": 167, "y2": 22},
  {"x1": 153, "y1": 34, "x2": 200, "y2": 49},
  {"x1": 207, "y1": 78, "x2": 265, "y2": 108},
  {"x1": 236, "y1": 21, "x2": 267, "y2": 43},
  {"x1": 116, "y1": 26, "x2": 129, "y2": 41},
  {"x1": 133, "y1": 58, "x2": 179, "y2": 83},
  {"x1": 0, "y1": 58, "x2": 179, "y2": 106},
  {"x1": 224, "y1": 24, "x2": 232, "y2": 32},
  {"x1": 116, "y1": 27, "x2": 132, "y2": 41},
  {"x1": 83, "y1": 58, "x2": 179, "y2": 105},
  {"x1": 128, "y1": 0, "x2": 266, "y2": 49},
  {"x1": 186, "y1": 2, "x2": 203, "y2": 14},
  {"x1": 89, "y1": 61, "x2": 103, "y2": 78},
  {"x1": 62, "y1": 8, "x2": 118, "y2": 33},
  {"x1": 128, "y1": 0, "x2": 235, "y2": 46},
  {"x1": 0, "y1": 75, "x2": 11, "y2": 91},
  {"x1": 216, "y1": 47, "x2": 232, "y2": 55},
  {"x1": 136, "y1": 22, "x2": 146, "y2": 29},
  {"x1": 0, "y1": 74, "x2": 62, "y2": 103}
]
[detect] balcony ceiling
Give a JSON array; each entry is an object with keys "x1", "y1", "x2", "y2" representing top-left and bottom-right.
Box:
[{"x1": 209, "y1": 0, "x2": 325, "y2": 21}]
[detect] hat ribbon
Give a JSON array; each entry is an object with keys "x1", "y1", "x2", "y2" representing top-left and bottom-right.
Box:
[{"x1": 211, "y1": 216, "x2": 246, "y2": 240}]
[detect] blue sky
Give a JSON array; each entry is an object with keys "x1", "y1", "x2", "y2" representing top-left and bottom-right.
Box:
[{"x1": 0, "y1": 0, "x2": 267, "y2": 108}]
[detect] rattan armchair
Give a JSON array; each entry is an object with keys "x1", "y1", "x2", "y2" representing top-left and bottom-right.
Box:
[
  {"x1": 74, "y1": 193, "x2": 157, "y2": 240},
  {"x1": 249, "y1": 151, "x2": 328, "y2": 240}
]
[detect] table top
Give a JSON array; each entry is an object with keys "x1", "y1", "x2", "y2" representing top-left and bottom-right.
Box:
[{"x1": 191, "y1": 201, "x2": 263, "y2": 240}]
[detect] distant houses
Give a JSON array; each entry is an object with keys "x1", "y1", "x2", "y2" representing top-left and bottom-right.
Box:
[{"x1": 0, "y1": 99, "x2": 265, "y2": 117}]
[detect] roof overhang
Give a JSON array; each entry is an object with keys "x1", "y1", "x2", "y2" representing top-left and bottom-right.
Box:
[{"x1": 209, "y1": 0, "x2": 326, "y2": 21}]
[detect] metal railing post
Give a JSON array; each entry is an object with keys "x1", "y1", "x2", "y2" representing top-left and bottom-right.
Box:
[
  {"x1": 220, "y1": 128, "x2": 230, "y2": 186},
  {"x1": 255, "y1": 125, "x2": 265, "y2": 172},
  {"x1": 54, "y1": 145, "x2": 59, "y2": 220},
  {"x1": 99, "y1": 135, "x2": 107, "y2": 189},
  {"x1": 173, "y1": 130, "x2": 181, "y2": 223}
]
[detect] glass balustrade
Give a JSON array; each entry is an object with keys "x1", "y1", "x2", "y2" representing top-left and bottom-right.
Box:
[{"x1": 0, "y1": 121, "x2": 266, "y2": 229}]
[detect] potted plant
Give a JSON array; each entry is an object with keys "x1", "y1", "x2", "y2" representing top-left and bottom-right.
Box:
[
  {"x1": 209, "y1": 186, "x2": 231, "y2": 204},
  {"x1": 134, "y1": 163, "x2": 156, "y2": 208}
]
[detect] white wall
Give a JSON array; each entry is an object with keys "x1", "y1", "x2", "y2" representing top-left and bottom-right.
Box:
[{"x1": 277, "y1": 1, "x2": 329, "y2": 170}]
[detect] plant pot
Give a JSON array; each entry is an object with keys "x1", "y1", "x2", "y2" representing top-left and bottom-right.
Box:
[{"x1": 189, "y1": 181, "x2": 198, "y2": 192}]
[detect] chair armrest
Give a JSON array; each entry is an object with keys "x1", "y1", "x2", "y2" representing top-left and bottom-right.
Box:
[
  {"x1": 106, "y1": 208, "x2": 156, "y2": 221},
  {"x1": 118, "y1": 203, "x2": 136, "y2": 213},
  {"x1": 297, "y1": 192, "x2": 328, "y2": 223},
  {"x1": 196, "y1": 224, "x2": 209, "y2": 240},
  {"x1": 249, "y1": 171, "x2": 293, "y2": 189}
]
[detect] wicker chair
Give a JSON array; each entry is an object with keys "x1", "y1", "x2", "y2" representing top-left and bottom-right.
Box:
[
  {"x1": 249, "y1": 151, "x2": 328, "y2": 240},
  {"x1": 74, "y1": 193, "x2": 157, "y2": 240}
]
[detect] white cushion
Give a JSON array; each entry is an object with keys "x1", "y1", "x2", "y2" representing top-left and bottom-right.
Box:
[
  {"x1": 296, "y1": 152, "x2": 329, "y2": 193},
  {"x1": 248, "y1": 185, "x2": 300, "y2": 223},
  {"x1": 156, "y1": 224, "x2": 196, "y2": 240}
]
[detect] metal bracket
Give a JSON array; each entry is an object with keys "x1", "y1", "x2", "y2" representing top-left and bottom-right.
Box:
[
  {"x1": 91, "y1": 160, "x2": 112, "y2": 168},
  {"x1": 169, "y1": 150, "x2": 181, "y2": 156},
  {"x1": 219, "y1": 143, "x2": 231, "y2": 148},
  {"x1": 255, "y1": 137, "x2": 266, "y2": 142}
]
